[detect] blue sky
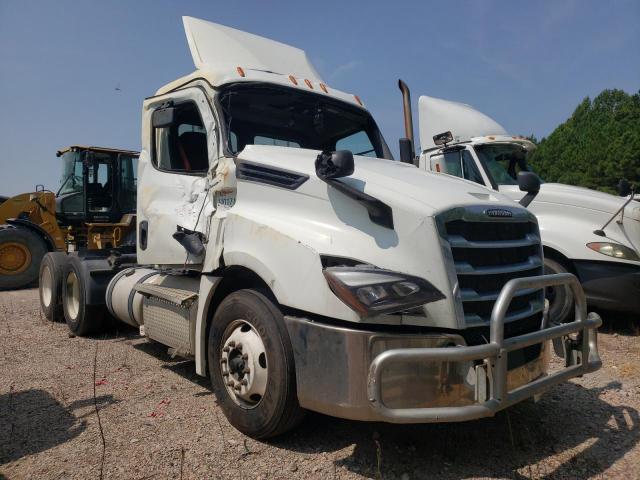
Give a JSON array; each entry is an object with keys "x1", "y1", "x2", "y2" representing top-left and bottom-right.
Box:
[{"x1": 0, "y1": 0, "x2": 638, "y2": 195}]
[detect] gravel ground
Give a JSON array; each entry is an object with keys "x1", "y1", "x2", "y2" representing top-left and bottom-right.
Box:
[{"x1": 0, "y1": 288, "x2": 638, "y2": 480}]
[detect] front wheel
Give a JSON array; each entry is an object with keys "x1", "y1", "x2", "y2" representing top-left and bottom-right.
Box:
[
  {"x1": 544, "y1": 257, "x2": 575, "y2": 324},
  {"x1": 208, "y1": 289, "x2": 304, "y2": 439}
]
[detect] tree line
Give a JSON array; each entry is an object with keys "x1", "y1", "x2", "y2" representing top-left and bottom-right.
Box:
[{"x1": 527, "y1": 89, "x2": 640, "y2": 194}]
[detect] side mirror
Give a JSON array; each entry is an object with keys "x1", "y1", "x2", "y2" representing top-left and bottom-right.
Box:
[
  {"x1": 433, "y1": 131, "x2": 453, "y2": 146},
  {"x1": 315, "y1": 150, "x2": 354, "y2": 180},
  {"x1": 518, "y1": 171, "x2": 541, "y2": 207},
  {"x1": 618, "y1": 179, "x2": 632, "y2": 197},
  {"x1": 152, "y1": 107, "x2": 176, "y2": 128},
  {"x1": 399, "y1": 138, "x2": 414, "y2": 164}
]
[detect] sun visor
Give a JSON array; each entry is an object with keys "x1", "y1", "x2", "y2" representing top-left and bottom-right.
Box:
[
  {"x1": 183, "y1": 16, "x2": 323, "y2": 81},
  {"x1": 418, "y1": 95, "x2": 506, "y2": 151}
]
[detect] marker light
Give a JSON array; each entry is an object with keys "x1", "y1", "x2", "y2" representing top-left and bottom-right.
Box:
[
  {"x1": 354, "y1": 95, "x2": 363, "y2": 106},
  {"x1": 320, "y1": 83, "x2": 328, "y2": 93},
  {"x1": 288, "y1": 75, "x2": 298, "y2": 86},
  {"x1": 236, "y1": 67, "x2": 245, "y2": 77},
  {"x1": 323, "y1": 266, "x2": 445, "y2": 317},
  {"x1": 304, "y1": 79, "x2": 313, "y2": 89},
  {"x1": 587, "y1": 242, "x2": 640, "y2": 261}
]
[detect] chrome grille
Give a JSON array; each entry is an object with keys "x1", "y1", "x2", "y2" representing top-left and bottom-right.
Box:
[{"x1": 438, "y1": 207, "x2": 545, "y2": 328}]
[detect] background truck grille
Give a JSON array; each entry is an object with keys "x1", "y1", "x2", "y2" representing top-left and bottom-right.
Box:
[{"x1": 438, "y1": 207, "x2": 545, "y2": 369}]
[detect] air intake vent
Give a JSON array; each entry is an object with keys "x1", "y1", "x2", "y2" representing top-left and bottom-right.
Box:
[{"x1": 236, "y1": 160, "x2": 309, "y2": 190}]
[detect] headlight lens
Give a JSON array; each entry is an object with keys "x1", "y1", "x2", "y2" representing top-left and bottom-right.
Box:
[
  {"x1": 323, "y1": 266, "x2": 445, "y2": 317},
  {"x1": 586, "y1": 242, "x2": 640, "y2": 261}
]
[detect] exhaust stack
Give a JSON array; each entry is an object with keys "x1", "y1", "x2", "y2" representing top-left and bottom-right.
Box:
[{"x1": 398, "y1": 79, "x2": 415, "y2": 164}]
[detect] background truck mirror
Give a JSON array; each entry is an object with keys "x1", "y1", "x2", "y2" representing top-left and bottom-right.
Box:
[
  {"x1": 433, "y1": 131, "x2": 453, "y2": 146},
  {"x1": 617, "y1": 179, "x2": 632, "y2": 197},
  {"x1": 152, "y1": 107, "x2": 176, "y2": 128},
  {"x1": 399, "y1": 138, "x2": 414, "y2": 164},
  {"x1": 518, "y1": 171, "x2": 541, "y2": 207}
]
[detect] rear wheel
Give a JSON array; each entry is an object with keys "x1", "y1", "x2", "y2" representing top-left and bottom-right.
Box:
[
  {"x1": 0, "y1": 225, "x2": 47, "y2": 290},
  {"x1": 39, "y1": 252, "x2": 67, "y2": 321},
  {"x1": 62, "y1": 256, "x2": 105, "y2": 335},
  {"x1": 544, "y1": 257, "x2": 574, "y2": 324},
  {"x1": 208, "y1": 289, "x2": 304, "y2": 439}
]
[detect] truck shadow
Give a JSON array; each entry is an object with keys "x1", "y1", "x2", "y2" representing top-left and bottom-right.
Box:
[
  {"x1": 273, "y1": 381, "x2": 638, "y2": 479},
  {"x1": 0, "y1": 389, "x2": 115, "y2": 464}
]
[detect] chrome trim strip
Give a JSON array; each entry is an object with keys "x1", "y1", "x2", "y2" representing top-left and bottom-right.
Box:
[{"x1": 448, "y1": 233, "x2": 540, "y2": 249}]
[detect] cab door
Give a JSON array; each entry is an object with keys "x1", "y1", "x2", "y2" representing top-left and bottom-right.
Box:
[{"x1": 137, "y1": 87, "x2": 219, "y2": 266}]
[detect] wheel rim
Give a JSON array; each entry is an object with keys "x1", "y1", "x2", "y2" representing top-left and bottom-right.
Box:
[
  {"x1": 0, "y1": 241, "x2": 31, "y2": 275},
  {"x1": 220, "y1": 319, "x2": 268, "y2": 408},
  {"x1": 65, "y1": 271, "x2": 80, "y2": 320},
  {"x1": 41, "y1": 265, "x2": 53, "y2": 307}
]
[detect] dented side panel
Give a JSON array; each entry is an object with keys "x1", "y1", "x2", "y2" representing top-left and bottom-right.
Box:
[{"x1": 137, "y1": 87, "x2": 218, "y2": 266}]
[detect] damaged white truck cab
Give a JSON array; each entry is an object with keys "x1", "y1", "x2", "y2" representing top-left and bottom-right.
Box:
[
  {"x1": 412, "y1": 93, "x2": 640, "y2": 323},
  {"x1": 49, "y1": 18, "x2": 601, "y2": 438}
]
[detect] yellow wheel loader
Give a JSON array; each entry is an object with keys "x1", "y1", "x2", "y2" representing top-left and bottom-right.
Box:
[{"x1": 0, "y1": 146, "x2": 139, "y2": 290}]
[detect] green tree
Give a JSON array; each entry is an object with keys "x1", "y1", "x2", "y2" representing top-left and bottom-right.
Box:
[{"x1": 528, "y1": 89, "x2": 640, "y2": 194}]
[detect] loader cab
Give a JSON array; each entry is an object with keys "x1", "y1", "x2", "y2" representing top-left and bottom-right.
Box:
[{"x1": 55, "y1": 146, "x2": 139, "y2": 224}]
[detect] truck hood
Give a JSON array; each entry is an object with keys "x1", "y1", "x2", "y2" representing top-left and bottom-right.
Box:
[
  {"x1": 503, "y1": 182, "x2": 634, "y2": 216},
  {"x1": 238, "y1": 145, "x2": 516, "y2": 215}
]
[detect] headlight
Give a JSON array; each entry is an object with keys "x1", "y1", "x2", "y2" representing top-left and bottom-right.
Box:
[
  {"x1": 586, "y1": 242, "x2": 640, "y2": 261},
  {"x1": 323, "y1": 266, "x2": 445, "y2": 317}
]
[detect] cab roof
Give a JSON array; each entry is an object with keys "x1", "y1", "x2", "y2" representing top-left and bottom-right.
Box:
[
  {"x1": 154, "y1": 17, "x2": 365, "y2": 110},
  {"x1": 55, "y1": 145, "x2": 140, "y2": 157}
]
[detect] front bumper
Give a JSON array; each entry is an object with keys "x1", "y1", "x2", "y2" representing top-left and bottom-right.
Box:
[
  {"x1": 574, "y1": 260, "x2": 640, "y2": 314},
  {"x1": 284, "y1": 273, "x2": 601, "y2": 423}
]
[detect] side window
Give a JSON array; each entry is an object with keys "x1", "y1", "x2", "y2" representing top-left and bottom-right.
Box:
[
  {"x1": 118, "y1": 155, "x2": 138, "y2": 213},
  {"x1": 336, "y1": 130, "x2": 376, "y2": 157},
  {"x1": 442, "y1": 151, "x2": 463, "y2": 177},
  {"x1": 153, "y1": 102, "x2": 209, "y2": 174},
  {"x1": 461, "y1": 150, "x2": 484, "y2": 185}
]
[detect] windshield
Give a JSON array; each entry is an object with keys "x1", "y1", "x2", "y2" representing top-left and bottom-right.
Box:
[
  {"x1": 218, "y1": 84, "x2": 392, "y2": 159},
  {"x1": 474, "y1": 143, "x2": 533, "y2": 186},
  {"x1": 58, "y1": 151, "x2": 84, "y2": 195}
]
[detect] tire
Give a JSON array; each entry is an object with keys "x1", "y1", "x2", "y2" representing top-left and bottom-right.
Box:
[
  {"x1": 39, "y1": 252, "x2": 67, "y2": 321},
  {"x1": 208, "y1": 289, "x2": 304, "y2": 439},
  {"x1": 0, "y1": 225, "x2": 48, "y2": 290},
  {"x1": 62, "y1": 255, "x2": 106, "y2": 336},
  {"x1": 544, "y1": 257, "x2": 574, "y2": 324}
]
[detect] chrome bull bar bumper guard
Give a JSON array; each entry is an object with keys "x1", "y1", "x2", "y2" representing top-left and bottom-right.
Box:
[{"x1": 367, "y1": 273, "x2": 602, "y2": 423}]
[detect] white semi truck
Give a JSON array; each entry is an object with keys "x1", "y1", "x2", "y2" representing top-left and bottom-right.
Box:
[
  {"x1": 397, "y1": 86, "x2": 639, "y2": 323},
  {"x1": 41, "y1": 18, "x2": 602, "y2": 438}
]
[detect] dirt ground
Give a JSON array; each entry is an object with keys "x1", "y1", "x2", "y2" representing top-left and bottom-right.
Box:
[{"x1": 0, "y1": 288, "x2": 638, "y2": 480}]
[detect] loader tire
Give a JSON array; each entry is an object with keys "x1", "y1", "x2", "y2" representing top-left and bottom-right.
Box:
[
  {"x1": 62, "y1": 255, "x2": 105, "y2": 336},
  {"x1": 208, "y1": 289, "x2": 304, "y2": 439},
  {"x1": 0, "y1": 225, "x2": 47, "y2": 290},
  {"x1": 544, "y1": 257, "x2": 575, "y2": 324},
  {"x1": 39, "y1": 252, "x2": 67, "y2": 321}
]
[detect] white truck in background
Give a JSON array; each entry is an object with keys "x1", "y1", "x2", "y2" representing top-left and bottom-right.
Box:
[
  {"x1": 396, "y1": 84, "x2": 639, "y2": 322},
  {"x1": 41, "y1": 18, "x2": 602, "y2": 438}
]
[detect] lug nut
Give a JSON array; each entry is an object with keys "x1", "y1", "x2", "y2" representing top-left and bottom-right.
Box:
[
  {"x1": 244, "y1": 367, "x2": 251, "y2": 374},
  {"x1": 228, "y1": 341, "x2": 236, "y2": 348},
  {"x1": 234, "y1": 384, "x2": 242, "y2": 391},
  {"x1": 220, "y1": 358, "x2": 227, "y2": 364},
  {"x1": 240, "y1": 379, "x2": 248, "y2": 386},
  {"x1": 223, "y1": 347, "x2": 230, "y2": 353},
  {"x1": 242, "y1": 353, "x2": 248, "y2": 360},
  {"x1": 226, "y1": 380, "x2": 234, "y2": 387},
  {"x1": 222, "y1": 371, "x2": 229, "y2": 377},
  {"x1": 236, "y1": 342, "x2": 243, "y2": 350}
]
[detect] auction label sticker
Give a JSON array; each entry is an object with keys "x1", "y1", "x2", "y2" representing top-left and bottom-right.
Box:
[{"x1": 216, "y1": 189, "x2": 236, "y2": 211}]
